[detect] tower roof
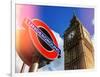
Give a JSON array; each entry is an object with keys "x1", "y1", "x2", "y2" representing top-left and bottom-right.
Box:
[{"x1": 69, "y1": 13, "x2": 81, "y2": 27}]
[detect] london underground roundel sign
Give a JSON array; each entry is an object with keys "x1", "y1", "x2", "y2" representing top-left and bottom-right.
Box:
[{"x1": 16, "y1": 18, "x2": 61, "y2": 66}]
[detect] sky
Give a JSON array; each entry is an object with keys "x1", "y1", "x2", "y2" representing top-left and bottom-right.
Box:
[
  {"x1": 16, "y1": 4, "x2": 94, "y2": 38},
  {"x1": 16, "y1": 4, "x2": 94, "y2": 72},
  {"x1": 37, "y1": 5, "x2": 94, "y2": 37}
]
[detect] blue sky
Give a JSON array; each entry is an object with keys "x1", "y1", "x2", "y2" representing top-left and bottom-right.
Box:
[{"x1": 35, "y1": 5, "x2": 94, "y2": 38}]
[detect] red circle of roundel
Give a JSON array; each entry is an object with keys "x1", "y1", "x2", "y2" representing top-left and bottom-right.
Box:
[{"x1": 28, "y1": 19, "x2": 59, "y2": 60}]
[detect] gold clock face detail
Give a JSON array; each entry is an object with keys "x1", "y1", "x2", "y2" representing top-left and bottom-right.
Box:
[{"x1": 67, "y1": 31, "x2": 75, "y2": 41}]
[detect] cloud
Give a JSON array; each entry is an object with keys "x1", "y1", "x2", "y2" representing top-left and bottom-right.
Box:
[
  {"x1": 15, "y1": 52, "x2": 23, "y2": 73},
  {"x1": 92, "y1": 19, "x2": 94, "y2": 26}
]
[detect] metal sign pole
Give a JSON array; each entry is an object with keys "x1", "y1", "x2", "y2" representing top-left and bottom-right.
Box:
[
  {"x1": 29, "y1": 56, "x2": 39, "y2": 72},
  {"x1": 29, "y1": 62, "x2": 39, "y2": 72},
  {"x1": 20, "y1": 63, "x2": 25, "y2": 73}
]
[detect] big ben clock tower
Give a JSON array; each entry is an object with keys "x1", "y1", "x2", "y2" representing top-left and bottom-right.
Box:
[{"x1": 64, "y1": 14, "x2": 94, "y2": 70}]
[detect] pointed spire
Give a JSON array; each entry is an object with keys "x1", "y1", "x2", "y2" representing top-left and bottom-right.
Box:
[
  {"x1": 70, "y1": 10, "x2": 80, "y2": 26},
  {"x1": 72, "y1": 10, "x2": 77, "y2": 20},
  {"x1": 73, "y1": 10, "x2": 76, "y2": 16}
]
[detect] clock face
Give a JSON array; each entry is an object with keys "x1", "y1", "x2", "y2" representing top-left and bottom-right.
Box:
[{"x1": 67, "y1": 31, "x2": 75, "y2": 41}]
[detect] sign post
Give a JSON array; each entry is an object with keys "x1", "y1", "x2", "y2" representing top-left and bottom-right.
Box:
[
  {"x1": 29, "y1": 56, "x2": 39, "y2": 72},
  {"x1": 20, "y1": 63, "x2": 25, "y2": 73},
  {"x1": 29, "y1": 62, "x2": 39, "y2": 72}
]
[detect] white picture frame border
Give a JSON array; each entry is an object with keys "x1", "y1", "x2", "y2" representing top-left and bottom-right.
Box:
[{"x1": 11, "y1": 0, "x2": 97, "y2": 77}]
